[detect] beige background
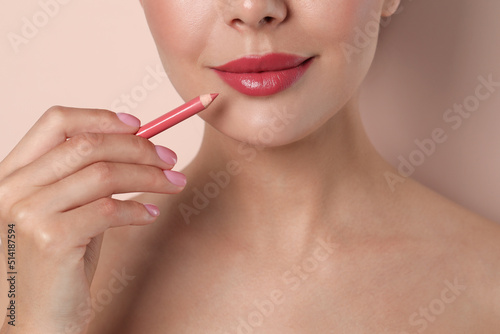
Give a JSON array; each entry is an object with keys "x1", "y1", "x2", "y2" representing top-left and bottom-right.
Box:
[{"x1": 1, "y1": 0, "x2": 499, "y2": 222}]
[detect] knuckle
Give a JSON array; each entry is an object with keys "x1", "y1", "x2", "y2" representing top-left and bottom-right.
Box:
[
  {"x1": 138, "y1": 168, "x2": 155, "y2": 189},
  {"x1": 141, "y1": 167, "x2": 169, "y2": 192},
  {"x1": 127, "y1": 135, "x2": 155, "y2": 155},
  {"x1": 95, "y1": 198, "x2": 119, "y2": 218},
  {"x1": 68, "y1": 133, "x2": 102, "y2": 157},
  {"x1": 9, "y1": 208, "x2": 70, "y2": 256},
  {"x1": 97, "y1": 110, "x2": 119, "y2": 133},
  {"x1": 31, "y1": 226, "x2": 60, "y2": 254},
  {"x1": 9, "y1": 204, "x2": 68, "y2": 255},
  {"x1": 8, "y1": 201, "x2": 60, "y2": 253},
  {"x1": 133, "y1": 165, "x2": 160, "y2": 189},
  {"x1": 9, "y1": 198, "x2": 36, "y2": 223},
  {"x1": 42, "y1": 105, "x2": 68, "y2": 126},
  {"x1": 90, "y1": 162, "x2": 115, "y2": 184},
  {"x1": 148, "y1": 168, "x2": 166, "y2": 189}
]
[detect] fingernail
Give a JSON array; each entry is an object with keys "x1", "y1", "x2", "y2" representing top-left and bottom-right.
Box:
[
  {"x1": 144, "y1": 204, "x2": 160, "y2": 217},
  {"x1": 155, "y1": 145, "x2": 177, "y2": 166},
  {"x1": 117, "y1": 113, "x2": 141, "y2": 127},
  {"x1": 163, "y1": 170, "x2": 187, "y2": 187}
]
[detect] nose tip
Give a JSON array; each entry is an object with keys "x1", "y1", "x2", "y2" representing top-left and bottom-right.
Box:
[{"x1": 220, "y1": 0, "x2": 288, "y2": 31}]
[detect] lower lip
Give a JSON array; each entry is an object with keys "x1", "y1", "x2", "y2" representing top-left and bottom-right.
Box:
[{"x1": 213, "y1": 58, "x2": 313, "y2": 97}]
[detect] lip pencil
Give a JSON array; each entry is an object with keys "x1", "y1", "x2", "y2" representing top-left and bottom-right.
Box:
[{"x1": 135, "y1": 93, "x2": 219, "y2": 139}]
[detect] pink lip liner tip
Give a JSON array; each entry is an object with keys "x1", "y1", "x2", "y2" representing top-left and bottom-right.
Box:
[{"x1": 136, "y1": 93, "x2": 220, "y2": 139}]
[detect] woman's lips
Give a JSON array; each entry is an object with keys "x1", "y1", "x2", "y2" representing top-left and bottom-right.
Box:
[{"x1": 212, "y1": 53, "x2": 314, "y2": 97}]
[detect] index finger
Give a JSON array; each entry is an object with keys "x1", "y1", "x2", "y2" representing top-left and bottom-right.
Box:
[{"x1": 0, "y1": 106, "x2": 140, "y2": 179}]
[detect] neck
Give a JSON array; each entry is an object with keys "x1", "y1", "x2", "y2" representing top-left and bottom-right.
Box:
[{"x1": 176, "y1": 95, "x2": 394, "y2": 250}]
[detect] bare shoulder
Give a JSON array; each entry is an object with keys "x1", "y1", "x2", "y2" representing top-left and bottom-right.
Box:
[
  {"x1": 449, "y1": 210, "x2": 500, "y2": 328},
  {"x1": 400, "y1": 179, "x2": 500, "y2": 324},
  {"x1": 455, "y1": 210, "x2": 500, "y2": 325}
]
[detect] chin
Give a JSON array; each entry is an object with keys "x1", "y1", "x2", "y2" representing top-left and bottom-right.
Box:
[{"x1": 199, "y1": 97, "x2": 334, "y2": 148}]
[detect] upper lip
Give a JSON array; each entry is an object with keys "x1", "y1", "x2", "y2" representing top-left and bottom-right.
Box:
[{"x1": 213, "y1": 53, "x2": 312, "y2": 73}]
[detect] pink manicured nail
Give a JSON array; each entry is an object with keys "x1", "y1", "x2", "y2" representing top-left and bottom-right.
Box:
[
  {"x1": 155, "y1": 145, "x2": 177, "y2": 165},
  {"x1": 163, "y1": 170, "x2": 187, "y2": 187},
  {"x1": 144, "y1": 204, "x2": 160, "y2": 217},
  {"x1": 117, "y1": 113, "x2": 141, "y2": 127}
]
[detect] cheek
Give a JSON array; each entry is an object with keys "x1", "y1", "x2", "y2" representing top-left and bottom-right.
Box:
[
  {"x1": 305, "y1": 0, "x2": 383, "y2": 87},
  {"x1": 301, "y1": 0, "x2": 382, "y2": 50},
  {"x1": 143, "y1": 1, "x2": 211, "y2": 67}
]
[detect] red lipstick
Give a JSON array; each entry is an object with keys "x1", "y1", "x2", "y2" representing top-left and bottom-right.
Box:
[
  {"x1": 213, "y1": 53, "x2": 313, "y2": 97},
  {"x1": 136, "y1": 93, "x2": 218, "y2": 139}
]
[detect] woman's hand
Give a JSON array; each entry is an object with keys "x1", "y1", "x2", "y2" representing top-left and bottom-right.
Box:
[{"x1": 0, "y1": 106, "x2": 186, "y2": 333}]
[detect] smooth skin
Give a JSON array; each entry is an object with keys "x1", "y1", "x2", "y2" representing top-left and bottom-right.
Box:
[{"x1": 2, "y1": 0, "x2": 500, "y2": 333}]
